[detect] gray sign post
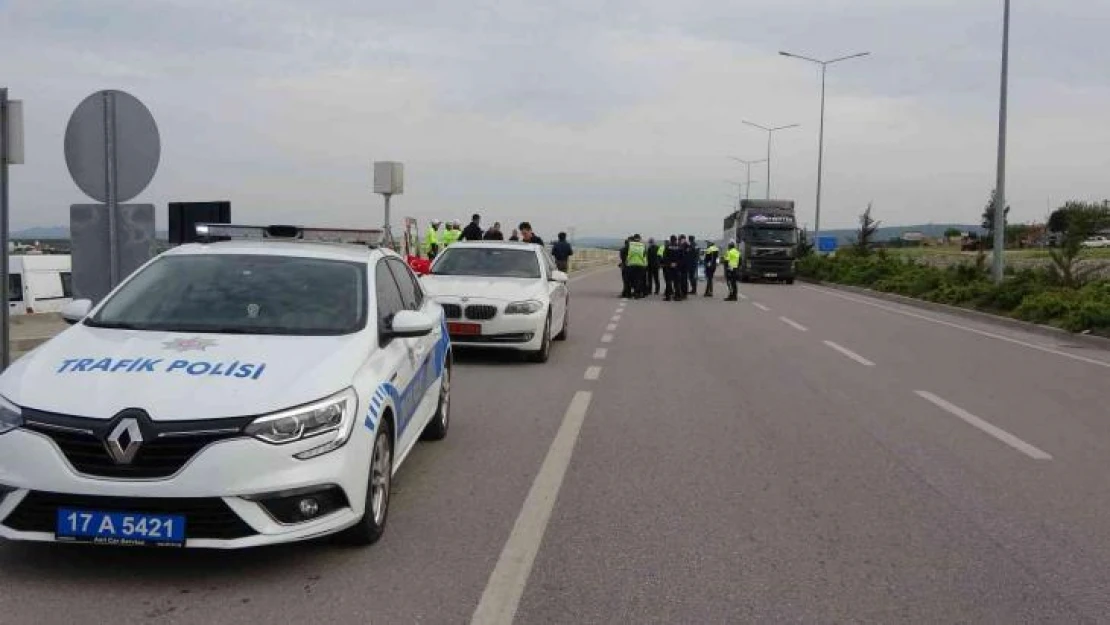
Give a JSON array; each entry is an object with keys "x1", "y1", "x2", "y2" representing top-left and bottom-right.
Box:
[
  {"x1": 64, "y1": 90, "x2": 160, "y2": 303},
  {"x1": 1, "y1": 88, "x2": 25, "y2": 371}
]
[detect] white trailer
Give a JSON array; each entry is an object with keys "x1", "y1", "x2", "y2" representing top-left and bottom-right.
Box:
[{"x1": 8, "y1": 255, "x2": 73, "y2": 315}]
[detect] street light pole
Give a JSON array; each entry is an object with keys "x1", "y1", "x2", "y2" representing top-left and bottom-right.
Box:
[
  {"x1": 779, "y1": 50, "x2": 870, "y2": 251},
  {"x1": 727, "y1": 157, "x2": 768, "y2": 201},
  {"x1": 992, "y1": 0, "x2": 1011, "y2": 283},
  {"x1": 742, "y1": 121, "x2": 800, "y2": 199}
]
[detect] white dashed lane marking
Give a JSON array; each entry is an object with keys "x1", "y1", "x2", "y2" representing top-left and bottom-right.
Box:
[
  {"x1": 593, "y1": 348, "x2": 608, "y2": 360},
  {"x1": 915, "y1": 390, "x2": 1052, "y2": 460},
  {"x1": 584, "y1": 366, "x2": 602, "y2": 381},
  {"x1": 606, "y1": 323, "x2": 617, "y2": 332},
  {"x1": 753, "y1": 302, "x2": 770, "y2": 312},
  {"x1": 779, "y1": 316, "x2": 808, "y2": 332},
  {"x1": 601, "y1": 334, "x2": 614, "y2": 343},
  {"x1": 823, "y1": 341, "x2": 876, "y2": 367}
]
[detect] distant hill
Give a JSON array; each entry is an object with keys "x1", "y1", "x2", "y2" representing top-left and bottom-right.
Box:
[{"x1": 812, "y1": 224, "x2": 984, "y2": 244}]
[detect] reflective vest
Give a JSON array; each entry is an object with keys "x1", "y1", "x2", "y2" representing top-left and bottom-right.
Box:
[
  {"x1": 704, "y1": 244, "x2": 719, "y2": 268},
  {"x1": 423, "y1": 226, "x2": 439, "y2": 255},
  {"x1": 627, "y1": 241, "x2": 647, "y2": 267},
  {"x1": 443, "y1": 229, "x2": 461, "y2": 247},
  {"x1": 726, "y1": 248, "x2": 741, "y2": 269}
]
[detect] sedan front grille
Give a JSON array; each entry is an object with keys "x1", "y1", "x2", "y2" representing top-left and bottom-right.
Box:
[
  {"x1": 464, "y1": 305, "x2": 498, "y2": 320},
  {"x1": 441, "y1": 303, "x2": 462, "y2": 319},
  {"x1": 22, "y1": 409, "x2": 253, "y2": 480}
]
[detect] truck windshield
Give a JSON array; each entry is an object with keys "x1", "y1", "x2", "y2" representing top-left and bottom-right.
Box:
[
  {"x1": 745, "y1": 228, "x2": 797, "y2": 245},
  {"x1": 86, "y1": 254, "x2": 368, "y2": 335}
]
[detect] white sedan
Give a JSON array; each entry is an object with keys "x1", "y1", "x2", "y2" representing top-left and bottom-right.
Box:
[
  {"x1": 0, "y1": 224, "x2": 451, "y2": 549},
  {"x1": 421, "y1": 241, "x2": 569, "y2": 362}
]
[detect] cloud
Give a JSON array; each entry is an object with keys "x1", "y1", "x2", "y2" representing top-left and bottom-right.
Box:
[{"x1": 2, "y1": 0, "x2": 1109, "y2": 239}]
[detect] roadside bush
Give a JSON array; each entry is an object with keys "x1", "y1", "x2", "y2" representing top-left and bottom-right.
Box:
[{"x1": 800, "y1": 250, "x2": 1110, "y2": 335}]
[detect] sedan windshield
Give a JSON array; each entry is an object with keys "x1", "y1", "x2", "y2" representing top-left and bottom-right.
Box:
[
  {"x1": 87, "y1": 254, "x2": 367, "y2": 335},
  {"x1": 431, "y1": 248, "x2": 542, "y2": 279},
  {"x1": 745, "y1": 228, "x2": 797, "y2": 245}
]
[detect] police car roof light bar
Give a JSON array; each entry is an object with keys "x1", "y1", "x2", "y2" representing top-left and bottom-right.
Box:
[{"x1": 195, "y1": 223, "x2": 385, "y2": 247}]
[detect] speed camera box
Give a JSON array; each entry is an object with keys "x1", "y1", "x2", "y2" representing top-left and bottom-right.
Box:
[{"x1": 373, "y1": 161, "x2": 404, "y2": 195}]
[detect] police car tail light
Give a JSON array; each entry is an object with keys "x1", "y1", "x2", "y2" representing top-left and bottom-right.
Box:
[
  {"x1": 504, "y1": 300, "x2": 543, "y2": 315},
  {"x1": 195, "y1": 223, "x2": 385, "y2": 247},
  {"x1": 244, "y1": 389, "x2": 357, "y2": 454},
  {"x1": 0, "y1": 395, "x2": 23, "y2": 435}
]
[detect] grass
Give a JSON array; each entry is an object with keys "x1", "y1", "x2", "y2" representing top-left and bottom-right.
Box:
[{"x1": 888, "y1": 245, "x2": 1110, "y2": 260}]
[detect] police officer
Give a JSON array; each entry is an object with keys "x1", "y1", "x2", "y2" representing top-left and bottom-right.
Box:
[
  {"x1": 686, "y1": 235, "x2": 700, "y2": 293},
  {"x1": 724, "y1": 240, "x2": 741, "y2": 301},
  {"x1": 423, "y1": 219, "x2": 442, "y2": 260},
  {"x1": 619, "y1": 236, "x2": 632, "y2": 298},
  {"x1": 646, "y1": 237, "x2": 662, "y2": 296},
  {"x1": 675, "y1": 235, "x2": 690, "y2": 300},
  {"x1": 703, "y1": 241, "x2": 720, "y2": 297},
  {"x1": 664, "y1": 235, "x2": 684, "y2": 301},
  {"x1": 625, "y1": 234, "x2": 648, "y2": 298},
  {"x1": 442, "y1": 220, "x2": 462, "y2": 248}
]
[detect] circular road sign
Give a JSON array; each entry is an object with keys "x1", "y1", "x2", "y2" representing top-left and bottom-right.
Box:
[{"x1": 64, "y1": 90, "x2": 161, "y2": 204}]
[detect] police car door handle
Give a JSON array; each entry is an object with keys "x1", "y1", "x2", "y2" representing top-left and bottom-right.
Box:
[{"x1": 390, "y1": 372, "x2": 398, "y2": 383}]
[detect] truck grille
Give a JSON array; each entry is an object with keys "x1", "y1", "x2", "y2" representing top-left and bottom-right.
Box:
[
  {"x1": 3, "y1": 491, "x2": 256, "y2": 540},
  {"x1": 22, "y1": 409, "x2": 252, "y2": 480}
]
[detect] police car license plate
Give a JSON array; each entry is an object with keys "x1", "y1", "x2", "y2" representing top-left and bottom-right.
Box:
[
  {"x1": 56, "y1": 508, "x2": 186, "y2": 547},
  {"x1": 447, "y1": 322, "x2": 481, "y2": 336}
]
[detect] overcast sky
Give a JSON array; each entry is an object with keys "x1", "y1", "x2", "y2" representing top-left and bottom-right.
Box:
[{"x1": 3, "y1": 0, "x2": 1108, "y2": 239}]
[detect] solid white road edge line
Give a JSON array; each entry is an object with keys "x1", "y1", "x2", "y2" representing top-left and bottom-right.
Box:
[
  {"x1": 753, "y1": 302, "x2": 770, "y2": 312},
  {"x1": 823, "y1": 340, "x2": 876, "y2": 367},
  {"x1": 584, "y1": 366, "x2": 602, "y2": 381},
  {"x1": 601, "y1": 333, "x2": 614, "y2": 343},
  {"x1": 779, "y1": 316, "x2": 809, "y2": 332},
  {"x1": 470, "y1": 391, "x2": 594, "y2": 625},
  {"x1": 803, "y1": 285, "x2": 1110, "y2": 369},
  {"x1": 914, "y1": 390, "x2": 1053, "y2": 460},
  {"x1": 593, "y1": 348, "x2": 608, "y2": 360}
]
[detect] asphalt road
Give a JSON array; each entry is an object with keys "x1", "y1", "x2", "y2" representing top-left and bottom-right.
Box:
[{"x1": 2, "y1": 268, "x2": 1110, "y2": 624}]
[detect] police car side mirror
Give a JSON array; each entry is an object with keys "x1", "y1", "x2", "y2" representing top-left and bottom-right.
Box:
[
  {"x1": 387, "y1": 310, "x2": 435, "y2": 338},
  {"x1": 550, "y1": 271, "x2": 568, "y2": 283},
  {"x1": 62, "y1": 299, "x2": 93, "y2": 325}
]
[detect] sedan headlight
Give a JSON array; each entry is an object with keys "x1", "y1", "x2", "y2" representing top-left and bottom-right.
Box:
[
  {"x1": 0, "y1": 395, "x2": 22, "y2": 435},
  {"x1": 505, "y1": 300, "x2": 544, "y2": 315},
  {"x1": 244, "y1": 388, "x2": 358, "y2": 460}
]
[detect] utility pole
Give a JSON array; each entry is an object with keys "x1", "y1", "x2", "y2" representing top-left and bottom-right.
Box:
[
  {"x1": 992, "y1": 0, "x2": 1011, "y2": 283},
  {"x1": 741, "y1": 122, "x2": 799, "y2": 199}
]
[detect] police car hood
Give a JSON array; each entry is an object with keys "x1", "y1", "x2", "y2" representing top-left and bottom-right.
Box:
[
  {"x1": 0, "y1": 325, "x2": 370, "y2": 421},
  {"x1": 421, "y1": 275, "x2": 547, "y2": 302}
]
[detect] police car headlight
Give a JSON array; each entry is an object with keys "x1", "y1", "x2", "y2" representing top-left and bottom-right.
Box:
[
  {"x1": 505, "y1": 300, "x2": 543, "y2": 315},
  {"x1": 244, "y1": 389, "x2": 357, "y2": 457},
  {"x1": 0, "y1": 395, "x2": 23, "y2": 435}
]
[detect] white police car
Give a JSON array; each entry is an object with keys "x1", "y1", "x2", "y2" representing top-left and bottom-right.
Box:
[{"x1": 0, "y1": 224, "x2": 451, "y2": 549}]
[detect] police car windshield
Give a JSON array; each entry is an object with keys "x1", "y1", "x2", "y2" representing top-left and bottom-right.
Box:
[
  {"x1": 746, "y1": 228, "x2": 797, "y2": 245},
  {"x1": 87, "y1": 254, "x2": 367, "y2": 335},
  {"x1": 431, "y1": 248, "x2": 542, "y2": 279}
]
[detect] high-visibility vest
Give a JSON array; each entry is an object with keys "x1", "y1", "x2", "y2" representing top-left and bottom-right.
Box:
[
  {"x1": 726, "y1": 248, "x2": 741, "y2": 269},
  {"x1": 443, "y1": 229, "x2": 461, "y2": 247},
  {"x1": 627, "y1": 241, "x2": 647, "y2": 267},
  {"x1": 423, "y1": 226, "x2": 439, "y2": 255}
]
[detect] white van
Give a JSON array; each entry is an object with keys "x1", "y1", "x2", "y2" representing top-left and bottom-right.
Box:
[{"x1": 8, "y1": 255, "x2": 73, "y2": 315}]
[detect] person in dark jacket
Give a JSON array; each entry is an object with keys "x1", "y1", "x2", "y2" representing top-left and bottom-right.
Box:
[
  {"x1": 663, "y1": 235, "x2": 685, "y2": 301},
  {"x1": 674, "y1": 235, "x2": 690, "y2": 300},
  {"x1": 619, "y1": 236, "x2": 631, "y2": 298},
  {"x1": 519, "y1": 222, "x2": 543, "y2": 246},
  {"x1": 646, "y1": 237, "x2": 662, "y2": 295},
  {"x1": 483, "y1": 221, "x2": 505, "y2": 240},
  {"x1": 686, "y1": 235, "x2": 700, "y2": 292},
  {"x1": 551, "y1": 232, "x2": 573, "y2": 272},
  {"x1": 702, "y1": 241, "x2": 720, "y2": 297},
  {"x1": 462, "y1": 214, "x2": 484, "y2": 241}
]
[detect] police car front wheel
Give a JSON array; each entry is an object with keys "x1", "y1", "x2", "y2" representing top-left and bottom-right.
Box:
[{"x1": 336, "y1": 420, "x2": 393, "y2": 546}]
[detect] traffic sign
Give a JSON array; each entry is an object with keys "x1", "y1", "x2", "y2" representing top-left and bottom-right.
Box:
[
  {"x1": 817, "y1": 236, "x2": 839, "y2": 253},
  {"x1": 64, "y1": 90, "x2": 160, "y2": 204}
]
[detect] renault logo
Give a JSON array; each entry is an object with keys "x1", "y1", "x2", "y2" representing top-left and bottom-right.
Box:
[{"x1": 105, "y1": 418, "x2": 144, "y2": 465}]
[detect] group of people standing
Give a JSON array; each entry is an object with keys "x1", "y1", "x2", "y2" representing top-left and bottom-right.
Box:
[
  {"x1": 620, "y1": 235, "x2": 743, "y2": 301},
  {"x1": 420, "y1": 214, "x2": 576, "y2": 271}
]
